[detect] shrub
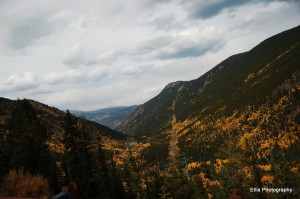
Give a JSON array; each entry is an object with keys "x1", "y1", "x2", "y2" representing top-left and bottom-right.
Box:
[{"x1": 2, "y1": 168, "x2": 51, "y2": 198}]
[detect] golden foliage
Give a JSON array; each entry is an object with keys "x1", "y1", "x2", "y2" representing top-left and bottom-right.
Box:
[
  {"x1": 261, "y1": 175, "x2": 275, "y2": 184},
  {"x1": 188, "y1": 162, "x2": 202, "y2": 170},
  {"x1": 258, "y1": 164, "x2": 272, "y2": 172},
  {"x1": 239, "y1": 132, "x2": 255, "y2": 151},
  {"x1": 45, "y1": 131, "x2": 65, "y2": 155},
  {"x1": 45, "y1": 140, "x2": 65, "y2": 154},
  {"x1": 273, "y1": 95, "x2": 290, "y2": 111},
  {"x1": 214, "y1": 159, "x2": 229, "y2": 174},
  {"x1": 291, "y1": 166, "x2": 299, "y2": 173},
  {"x1": 140, "y1": 143, "x2": 151, "y2": 148},
  {"x1": 198, "y1": 172, "x2": 221, "y2": 188},
  {"x1": 244, "y1": 73, "x2": 255, "y2": 83},
  {"x1": 242, "y1": 166, "x2": 252, "y2": 178},
  {"x1": 179, "y1": 72, "x2": 300, "y2": 198},
  {"x1": 278, "y1": 132, "x2": 299, "y2": 149}
]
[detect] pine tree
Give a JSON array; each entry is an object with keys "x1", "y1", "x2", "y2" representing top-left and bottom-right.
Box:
[
  {"x1": 0, "y1": 132, "x2": 10, "y2": 182},
  {"x1": 109, "y1": 155, "x2": 125, "y2": 199},
  {"x1": 63, "y1": 111, "x2": 88, "y2": 195},
  {"x1": 7, "y1": 99, "x2": 50, "y2": 177},
  {"x1": 63, "y1": 113, "x2": 117, "y2": 198}
]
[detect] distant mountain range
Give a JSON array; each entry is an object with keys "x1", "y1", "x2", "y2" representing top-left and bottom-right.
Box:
[
  {"x1": 71, "y1": 105, "x2": 138, "y2": 129},
  {"x1": 0, "y1": 97, "x2": 127, "y2": 140},
  {"x1": 118, "y1": 25, "x2": 300, "y2": 136}
]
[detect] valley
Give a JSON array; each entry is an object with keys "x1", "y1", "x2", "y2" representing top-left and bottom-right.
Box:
[
  {"x1": 0, "y1": 25, "x2": 299, "y2": 199},
  {"x1": 71, "y1": 105, "x2": 138, "y2": 129}
]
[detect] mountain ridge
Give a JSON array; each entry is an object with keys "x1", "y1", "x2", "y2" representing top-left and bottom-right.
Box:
[{"x1": 0, "y1": 97, "x2": 127, "y2": 140}]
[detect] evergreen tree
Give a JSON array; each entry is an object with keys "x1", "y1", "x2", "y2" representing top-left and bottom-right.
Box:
[
  {"x1": 63, "y1": 113, "x2": 118, "y2": 198},
  {"x1": 108, "y1": 155, "x2": 125, "y2": 199},
  {"x1": 63, "y1": 111, "x2": 88, "y2": 195},
  {"x1": 0, "y1": 132, "x2": 10, "y2": 182},
  {"x1": 7, "y1": 99, "x2": 50, "y2": 177}
]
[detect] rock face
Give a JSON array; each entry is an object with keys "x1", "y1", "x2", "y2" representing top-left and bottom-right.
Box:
[{"x1": 118, "y1": 25, "x2": 300, "y2": 136}]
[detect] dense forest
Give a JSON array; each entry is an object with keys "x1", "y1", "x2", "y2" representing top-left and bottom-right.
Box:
[{"x1": 0, "y1": 100, "x2": 126, "y2": 198}]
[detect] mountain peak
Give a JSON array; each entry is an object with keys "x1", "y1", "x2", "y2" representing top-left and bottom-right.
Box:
[{"x1": 164, "y1": 81, "x2": 184, "y2": 90}]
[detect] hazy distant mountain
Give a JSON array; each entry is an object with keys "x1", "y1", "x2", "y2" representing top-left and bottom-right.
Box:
[{"x1": 71, "y1": 105, "x2": 138, "y2": 129}]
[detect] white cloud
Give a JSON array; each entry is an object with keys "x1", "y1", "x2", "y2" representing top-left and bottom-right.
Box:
[
  {"x1": 151, "y1": 14, "x2": 178, "y2": 30},
  {"x1": 0, "y1": 72, "x2": 39, "y2": 93},
  {"x1": 44, "y1": 67, "x2": 109, "y2": 84},
  {"x1": 0, "y1": 66, "x2": 109, "y2": 94},
  {"x1": 0, "y1": 0, "x2": 299, "y2": 110},
  {"x1": 135, "y1": 36, "x2": 173, "y2": 56},
  {"x1": 87, "y1": 66, "x2": 110, "y2": 81},
  {"x1": 62, "y1": 43, "x2": 85, "y2": 68},
  {"x1": 44, "y1": 70, "x2": 82, "y2": 84},
  {"x1": 234, "y1": 1, "x2": 295, "y2": 30},
  {"x1": 134, "y1": 26, "x2": 225, "y2": 60},
  {"x1": 87, "y1": 49, "x2": 124, "y2": 65},
  {"x1": 120, "y1": 65, "x2": 153, "y2": 75}
]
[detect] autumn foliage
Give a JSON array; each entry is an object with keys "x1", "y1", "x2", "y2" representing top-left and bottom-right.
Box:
[
  {"x1": 178, "y1": 72, "x2": 300, "y2": 198},
  {"x1": 2, "y1": 168, "x2": 51, "y2": 198}
]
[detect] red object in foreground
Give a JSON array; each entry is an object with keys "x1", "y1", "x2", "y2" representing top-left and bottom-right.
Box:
[
  {"x1": 229, "y1": 189, "x2": 244, "y2": 199},
  {"x1": 61, "y1": 182, "x2": 79, "y2": 199}
]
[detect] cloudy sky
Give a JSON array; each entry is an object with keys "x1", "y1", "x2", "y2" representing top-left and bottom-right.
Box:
[{"x1": 1, "y1": 0, "x2": 299, "y2": 111}]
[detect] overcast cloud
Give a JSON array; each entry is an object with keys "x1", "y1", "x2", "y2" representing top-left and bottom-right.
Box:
[{"x1": 0, "y1": 0, "x2": 299, "y2": 110}]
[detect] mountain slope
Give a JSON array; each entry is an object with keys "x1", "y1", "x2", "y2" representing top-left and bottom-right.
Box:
[
  {"x1": 114, "y1": 26, "x2": 300, "y2": 198},
  {"x1": 118, "y1": 25, "x2": 300, "y2": 136},
  {"x1": 71, "y1": 105, "x2": 138, "y2": 129}
]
